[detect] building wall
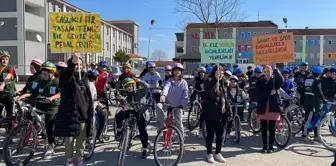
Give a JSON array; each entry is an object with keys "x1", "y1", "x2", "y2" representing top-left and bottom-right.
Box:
[{"x1": 175, "y1": 41, "x2": 183, "y2": 57}]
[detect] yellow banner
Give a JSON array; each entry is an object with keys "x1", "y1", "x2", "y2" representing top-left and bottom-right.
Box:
[{"x1": 49, "y1": 13, "x2": 102, "y2": 53}]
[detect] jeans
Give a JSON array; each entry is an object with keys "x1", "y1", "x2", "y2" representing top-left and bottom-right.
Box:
[
  {"x1": 260, "y1": 120, "x2": 276, "y2": 145},
  {"x1": 155, "y1": 103, "x2": 184, "y2": 137},
  {"x1": 115, "y1": 110, "x2": 149, "y2": 148},
  {"x1": 0, "y1": 96, "x2": 15, "y2": 117},
  {"x1": 65, "y1": 122, "x2": 86, "y2": 159},
  {"x1": 205, "y1": 120, "x2": 226, "y2": 154}
]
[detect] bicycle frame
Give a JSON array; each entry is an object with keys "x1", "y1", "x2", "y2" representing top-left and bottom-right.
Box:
[{"x1": 163, "y1": 108, "x2": 174, "y2": 145}]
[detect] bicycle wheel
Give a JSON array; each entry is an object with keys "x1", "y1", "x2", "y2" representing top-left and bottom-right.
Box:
[
  {"x1": 285, "y1": 105, "x2": 304, "y2": 134},
  {"x1": 4, "y1": 122, "x2": 38, "y2": 166},
  {"x1": 55, "y1": 137, "x2": 65, "y2": 146},
  {"x1": 248, "y1": 109, "x2": 261, "y2": 134},
  {"x1": 117, "y1": 127, "x2": 130, "y2": 166},
  {"x1": 275, "y1": 115, "x2": 292, "y2": 148},
  {"x1": 187, "y1": 103, "x2": 201, "y2": 131},
  {"x1": 234, "y1": 116, "x2": 241, "y2": 144},
  {"x1": 101, "y1": 107, "x2": 110, "y2": 142},
  {"x1": 154, "y1": 125, "x2": 184, "y2": 166},
  {"x1": 318, "y1": 115, "x2": 336, "y2": 151},
  {"x1": 113, "y1": 108, "x2": 121, "y2": 136},
  {"x1": 84, "y1": 127, "x2": 97, "y2": 161},
  {"x1": 0, "y1": 116, "x2": 16, "y2": 134}
]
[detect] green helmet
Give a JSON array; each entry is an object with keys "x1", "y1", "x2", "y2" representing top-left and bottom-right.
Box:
[
  {"x1": 0, "y1": 50, "x2": 10, "y2": 58},
  {"x1": 41, "y1": 61, "x2": 57, "y2": 72}
]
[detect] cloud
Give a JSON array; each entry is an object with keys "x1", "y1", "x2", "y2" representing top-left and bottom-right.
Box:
[
  {"x1": 143, "y1": 0, "x2": 153, "y2": 7},
  {"x1": 139, "y1": 37, "x2": 158, "y2": 43},
  {"x1": 154, "y1": 34, "x2": 171, "y2": 38}
]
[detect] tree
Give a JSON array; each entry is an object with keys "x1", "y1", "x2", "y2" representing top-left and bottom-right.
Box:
[
  {"x1": 151, "y1": 50, "x2": 168, "y2": 61},
  {"x1": 113, "y1": 49, "x2": 130, "y2": 64},
  {"x1": 174, "y1": 0, "x2": 245, "y2": 30}
]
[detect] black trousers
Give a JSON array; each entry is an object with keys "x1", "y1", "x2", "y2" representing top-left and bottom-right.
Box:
[
  {"x1": 0, "y1": 96, "x2": 15, "y2": 117},
  {"x1": 45, "y1": 114, "x2": 56, "y2": 144},
  {"x1": 97, "y1": 93, "x2": 109, "y2": 113},
  {"x1": 205, "y1": 120, "x2": 226, "y2": 154},
  {"x1": 95, "y1": 107, "x2": 106, "y2": 138},
  {"x1": 260, "y1": 120, "x2": 276, "y2": 146},
  {"x1": 116, "y1": 110, "x2": 149, "y2": 148},
  {"x1": 302, "y1": 109, "x2": 318, "y2": 136}
]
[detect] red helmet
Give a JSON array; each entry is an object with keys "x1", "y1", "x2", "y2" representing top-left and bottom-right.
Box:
[{"x1": 31, "y1": 59, "x2": 43, "y2": 66}]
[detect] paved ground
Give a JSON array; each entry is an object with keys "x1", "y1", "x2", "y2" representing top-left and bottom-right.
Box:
[{"x1": 0, "y1": 84, "x2": 333, "y2": 166}]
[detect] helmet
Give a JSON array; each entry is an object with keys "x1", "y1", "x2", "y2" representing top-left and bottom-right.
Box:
[
  {"x1": 172, "y1": 63, "x2": 184, "y2": 70},
  {"x1": 285, "y1": 67, "x2": 292, "y2": 73},
  {"x1": 0, "y1": 50, "x2": 10, "y2": 58},
  {"x1": 148, "y1": 62, "x2": 156, "y2": 68},
  {"x1": 254, "y1": 67, "x2": 262, "y2": 73},
  {"x1": 226, "y1": 68, "x2": 233, "y2": 73},
  {"x1": 41, "y1": 61, "x2": 57, "y2": 72},
  {"x1": 145, "y1": 61, "x2": 151, "y2": 66},
  {"x1": 56, "y1": 61, "x2": 67, "y2": 68},
  {"x1": 99, "y1": 61, "x2": 108, "y2": 67},
  {"x1": 247, "y1": 66, "x2": 252, "y2": 69},
  {"x1": 107, "y1": 66, "x2": 112, "y2": 72},
  {"x1": 122, "y1": 78, "x2": 136, "y2": 88},
  {"x1": 164, "y1": 65, "x2": 172, "y2": 71},
  {"x1": 224, "y1": 70, "x2": 232, "y2": 76},
  {"x1": 206, "y1": 66, "x2": 213, "y2": 73},
  {"x1": 123, "y1": 63, "x2": 132, "y2": 69},
  {"x1": 293, "y1": 66, "x2": 299, "y2": 70},
  {"x1": 198, "y1": 66, "x2": 206, "y2": 72},
  {"x1": 112, "y1": 74, "x2": 119, "y2": 79},
  {"x1": 241, "y1": 74, "x2": 249, "y2": 81},
  {"x1": 31, "y1": 59, "x2": 43, "y2": 66},
  {"x1": 222, "y1": 64, "x2": 227, "y2": 67},
  {"x1": 282, "y1": 69, "x2": 290, "y2": 74},
  {"x1": 301, "y1": 62, "x2": 308, "y2": 66},
  {"x1": 229, "y1": 75, "x2": 239, "y2": 81},
  {"x1": 312, "y1": 66, "x2": 323, "y2": 74},
  {"x1": 233, "y1": 64, "x2": 239, "y2": 68},
  {"x1": 330, "y1": 67, "x2": 336, "y2": 73},
  {"x1": 236, "y1": 68, "x2": 243, "y2": 73},
  {"x1": 87, "y1": 69, "x2": 99, "y2": 76}
]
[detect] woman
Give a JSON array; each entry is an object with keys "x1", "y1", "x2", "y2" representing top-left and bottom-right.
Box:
[
  {"x1": 19, "y1": 59, "x2": 43, "y2": 94},
  {"x1": 202, "y1": 65, "x2": 229, "y2": 163},
  {"x1": 256, "y1": 65, "x2": 284, "y2": 153},
  {"x1": 54, "y1": 52, "x2": 93, "y2": 166},
  {"x1": 55, "y1": 61, "x2": 67, "y2": 78}
]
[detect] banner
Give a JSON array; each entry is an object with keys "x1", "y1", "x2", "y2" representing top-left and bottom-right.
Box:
[
  {"x1": 252, "y1": 33, "x2": 294, "y2": 65},
  {"x1": 49, "y1": 13, "x2": 102, "y2": 53},
  {"x1": 200, "y1": 39, "x2": 236, "y2": 64}
]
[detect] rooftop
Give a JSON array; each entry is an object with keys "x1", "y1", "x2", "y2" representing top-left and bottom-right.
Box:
[
  {"x1": 186, "y1": 21, "x2": 277, "y2": 29},
  {"x1": 107, "y1": 20, "x2": 139, "y2": 26},
  {"x1": 278, "y1": 29, "x2": 336, "y2": 35}
]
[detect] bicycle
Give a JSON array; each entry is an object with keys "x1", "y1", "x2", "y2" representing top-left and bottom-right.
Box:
[
  {"x1": 187, "y1": 89, "x2": 203, "y2": 131},
  {"x1": 116, "y1": 100, "x2": 151, "y2": 166},
  {"x1": 146, "y1": 88, "x2": 161, "y2": 121},
  {"x1": 153, "y1": 103, "x2": 184, "y2": 166},
  {"x1": 3, "y1": 99, "x2": 64, "y2": 166},
  {"x1": 228, "y1": 101, "x2": 245, "y2": 144},
  {"x1": 248, "y1": 101, "x2": 261, "y2": 134},
  {"x1": 284, "y1": 104, "x2": 304, "y2": 134}
]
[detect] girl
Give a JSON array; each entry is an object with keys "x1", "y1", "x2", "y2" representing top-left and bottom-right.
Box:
[
  {"x1": 19, "y1": 59, "x2": 43, "y2": 94},
  {"x1": 55, "y1": 61, "x2": 67, "y2": 78}
]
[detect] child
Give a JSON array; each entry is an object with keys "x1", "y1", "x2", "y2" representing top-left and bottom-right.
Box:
[
  {"x1": 17, "y1": 61, "x2": 61, "y2": 159},
  {"x1": 114, "y1": 77, "x2": 151, "y2": 158}
]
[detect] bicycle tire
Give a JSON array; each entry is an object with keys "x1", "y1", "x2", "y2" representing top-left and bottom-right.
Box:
[
  {"x1": 275, "y1": 115, "x2": 292, "y2": 148},
  {"x1": 248, "y1": 109, "x2": 261, "y2": 134},
  {"x1": 286, "y1": 105, "x2": 304, "y2": 134},
  {"x1": 187, "y1": 103, "x2": 201, "y2": 131},
  {"x1": 0, "y1": 116, "x2": 15, "y2": 134},
  {"x1": 234, "y1": 116, "x2": 241, "y2": 144},
  {"x1": 100, "y1": 107, "x2": 110, "y2": 142},
  {"x1": 113, "y1": 108, "x2": 121, "y2": 136},
  {"x1": 153, "y1": 125, "x2": 184, "y2": 166},
  {"x1": 4, "y1": 122, "x2": 38, "y2": 166},
  {"x1": 117, "y1": 127, "x2": 130, "y2": 166},
  {"x1": 318, "y1": 116, "x2": 336, "y2": 151},
  {"x1": 84, "y1": 129, "x2": 97, "y2": 161}
]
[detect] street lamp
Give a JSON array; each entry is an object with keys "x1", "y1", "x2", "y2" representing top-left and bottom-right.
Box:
[
  {"x1": 282, "y1": 17, "x2": 288, "y2": 33},
  {"x1": 148, "y1": 19, "x2": 155, "y2": 60}
]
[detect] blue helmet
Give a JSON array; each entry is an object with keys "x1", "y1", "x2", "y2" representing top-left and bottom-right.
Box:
[
  {"x1": 312, "y1": 66, "x2": 323, "y2": 74},
  {"x1": 87, "y1": 69, "x2": 99, "y2": 76},
  {"x1": 99, "y1": 61, "x2": 108, "y2": 67},
  {"x1": 145, "y1": 61, "x2": 151, "y2": 66},
  {"x1": 233, "y1": 64, "x2": 239, "y2": 68},
  {"x1": 282, "y1": 69, "x2": 290, "y2": 74},
  {"x1": 285, "y1": 67, "x2": 292, "y2": 73},
  {"x1": 300, "y1": 62, "x2": 308, "y2": 66},
  {"x1": 206, "y1": 66, "x2": 213, "y2": 73},
  {"x1": 236, "y1": 68, "x2": 242, "y2": 73},
  {"x1": 293, "y1": 66, "x2": 299, "y2": 70},
  {"x1": 226, "y1": 68, "x2": 233, "y2": 73},
  {"x1": 254, "y1": 67, "x2": 262, "y2": 73}
]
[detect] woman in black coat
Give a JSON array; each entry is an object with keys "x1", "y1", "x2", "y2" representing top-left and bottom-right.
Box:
[
  {"x1": 201, "y1": 65, "x2": 230, "y2": 163},
  {"x1": 54, "y1": 53, "x2": 93, "y2": 166},
  {"x1": 256, "y1": 65, "x2": 284, "y2": 153}
]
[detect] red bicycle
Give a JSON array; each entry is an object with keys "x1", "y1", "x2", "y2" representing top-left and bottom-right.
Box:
[{"x1": 153, "y1": 103, "x2": 184, "y2": 166}]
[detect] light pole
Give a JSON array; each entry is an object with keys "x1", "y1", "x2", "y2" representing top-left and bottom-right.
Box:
[
  {"x1": 283, "y1": 17, "x2": 288, "y2": 67},
  {"x1": 148, "y1": 19, "x2": 155, "y2": 60}
]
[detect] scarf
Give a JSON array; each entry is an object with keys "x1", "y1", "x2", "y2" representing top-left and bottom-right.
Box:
[{"x1": 123, "y1": 71, "x2": 132, "y2": 78}]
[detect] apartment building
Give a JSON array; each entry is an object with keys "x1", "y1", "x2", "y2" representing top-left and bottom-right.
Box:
[
  {"x1": 174, "y1": 21, "x2": 279, "y2": 64},
  {"x1": 175, "y1": 32, "x2": 184, "y2": 57},
  {"x1": 279, "y1": 28, "x2": 336, "y2": 66},
  {"x1": 0, "y1": 0, "x2": 138, "y2": 76}
]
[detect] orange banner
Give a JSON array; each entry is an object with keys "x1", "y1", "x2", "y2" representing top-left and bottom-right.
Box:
[{"x1": 252, "y1": 33, "x2": 294, "y2": 65}]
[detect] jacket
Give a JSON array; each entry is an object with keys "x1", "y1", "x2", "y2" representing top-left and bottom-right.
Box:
[
  {"x1": 256, "y1": 69, "x2": 284, "y2": 115},
  {"x1": 54, "y1": 58, "x2": 93, "y2": 137},
  {"x1": 162, "y1": 77, "x2": 189, "y2": 108}
]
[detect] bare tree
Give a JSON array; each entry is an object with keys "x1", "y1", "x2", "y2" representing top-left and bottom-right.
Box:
[
  {"x1": 174, "y1": 0, "x2": 245, "y2": 30},
  {"x1": 151, "y1": 50, "x2": 168, "y2": 61}
]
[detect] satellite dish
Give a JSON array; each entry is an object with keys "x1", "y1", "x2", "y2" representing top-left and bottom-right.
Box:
[
  {"x1": 0, "y1": 21, "x2": 4, "y2": 27},
  {"x1": 36, "y1": 34, "x2": 42, "y2": 42}
]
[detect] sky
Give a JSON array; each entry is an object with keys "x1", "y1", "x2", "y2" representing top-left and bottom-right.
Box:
[{"x1": 66, "y1": 0, "x2": 336, "y2": 61}]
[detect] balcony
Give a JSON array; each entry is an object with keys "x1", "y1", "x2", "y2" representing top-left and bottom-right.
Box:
[
  {"x1": 25, "y1": 12, "x2": 45, "y2": 32},
  {"x1": 25, "y1": 0, "x2": 45, "y2": 8}
]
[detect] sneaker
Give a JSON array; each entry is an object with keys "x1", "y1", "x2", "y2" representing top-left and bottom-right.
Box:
[
  {"x1": 44, "y1": 144, "x2": 54, "y2": 159},
  {"x1": 314, "y1": 136, "x2": 320, "y2": 142},
  {"x1": 198, "y1": 130, "x2": 203, "y2": 139},
  {"x1": 303, "y1": 136, "x2": 314, "y2": 142},
  {"x1": 267, "y1": 145, "x2": 275, "y2": 153},
  {"x1": 214, "y1": 153, "x2": 226, "y2": 163},
  {"x1": 207, "y1": 154, "x2": 215, "y2": 163},
  {"x1": 261, "y1": 145, "x2": 268, "y2": 153},
  {"x1": 77, "y1": 160, "x2": 86, "y2": 166},
  {"x1": 66, "y1": 162, "x2": 74, "y2": 166},
  {"x1": 142, "y1": 147, "x2": 149, "y2": 159}
]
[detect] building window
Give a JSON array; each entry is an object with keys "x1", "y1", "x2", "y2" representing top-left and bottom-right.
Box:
[
  {"x1": 176, "y1": 47, "x2": 183, "y2": 53},
  {"x1": 311, "y1": 40, "x2": 314, "y2": 45},
  {"x1": 294, "y1": 40, "x2": 296, "y2": 45},
  {"x1": 306, "y1": 40, "x2": 309, "y2": 45},
  {"x1": 106, "y1": 42, "x2": 109, "y2": 51},
  {"x1": 241, "y1": 32, "x2": 245, "y2": 38},
  {"x1": 247, "y1": 46, "x2": 251, "y2": 51},
  {"x1": 224, "y1": 32, "x2": 228, "y2": 38},
  {"x1": 265, "y1": 32, "x2": 269, "y2": 35},
  {"x1": 191, "y1": 46, "x2": 195, "y2": 52},
  {"x1": 106, "y1": 28, "x2": 109, "y2": 35},
  {"x1": 229, "y1": 32, "x2": 233, "y2": 38},
  {"x1": 247, "y1": 32, "x2": 251, "y2": 38},
  {"x1": 253, "y1": 32, "x2": 257, "y2": 36},
  {"x1": 259, "y1": 32, "x2": 263, "y2": 35},
  {"x1": 113, "y1": 44, "x2": 115, "y2": 53},
  {"x1": 241, "y1": 46, "x2": 245, "y2": 51},
  {"x1": 197, "y1": 46, "x2": 200, "y2": 52},
  {"x1": 113, "y1": 30, "x2": 116, "y2": 38},
  {"x1": 316, "y1": 40, "x2": 320, "y2": 46},
  {"x1": 329, "y1": 40, "x2": 332, "y2": 44},
  {"x1": 119, "y1": 32, "x2": 121, "y2": 40},
  {"x1": 310, "y1": 53, "x2": 314, "y2": 59},
  {"x1": 118, "y1": 46, "x2": 121, "y2": 50},
  {"x1": 329, "y1": 53, "x2": 332, "y2": 58}
]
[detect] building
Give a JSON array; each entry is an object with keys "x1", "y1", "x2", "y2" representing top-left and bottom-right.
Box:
[
  {"x1": 279, "y1": 28, "x2": 336, "y2": 66},
  {"x1": 175, "y1": 32, "x2": 184, "y2": 57},
  {"x1": 0, "y1": 0, "x2": 139, "y2": 76}
]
